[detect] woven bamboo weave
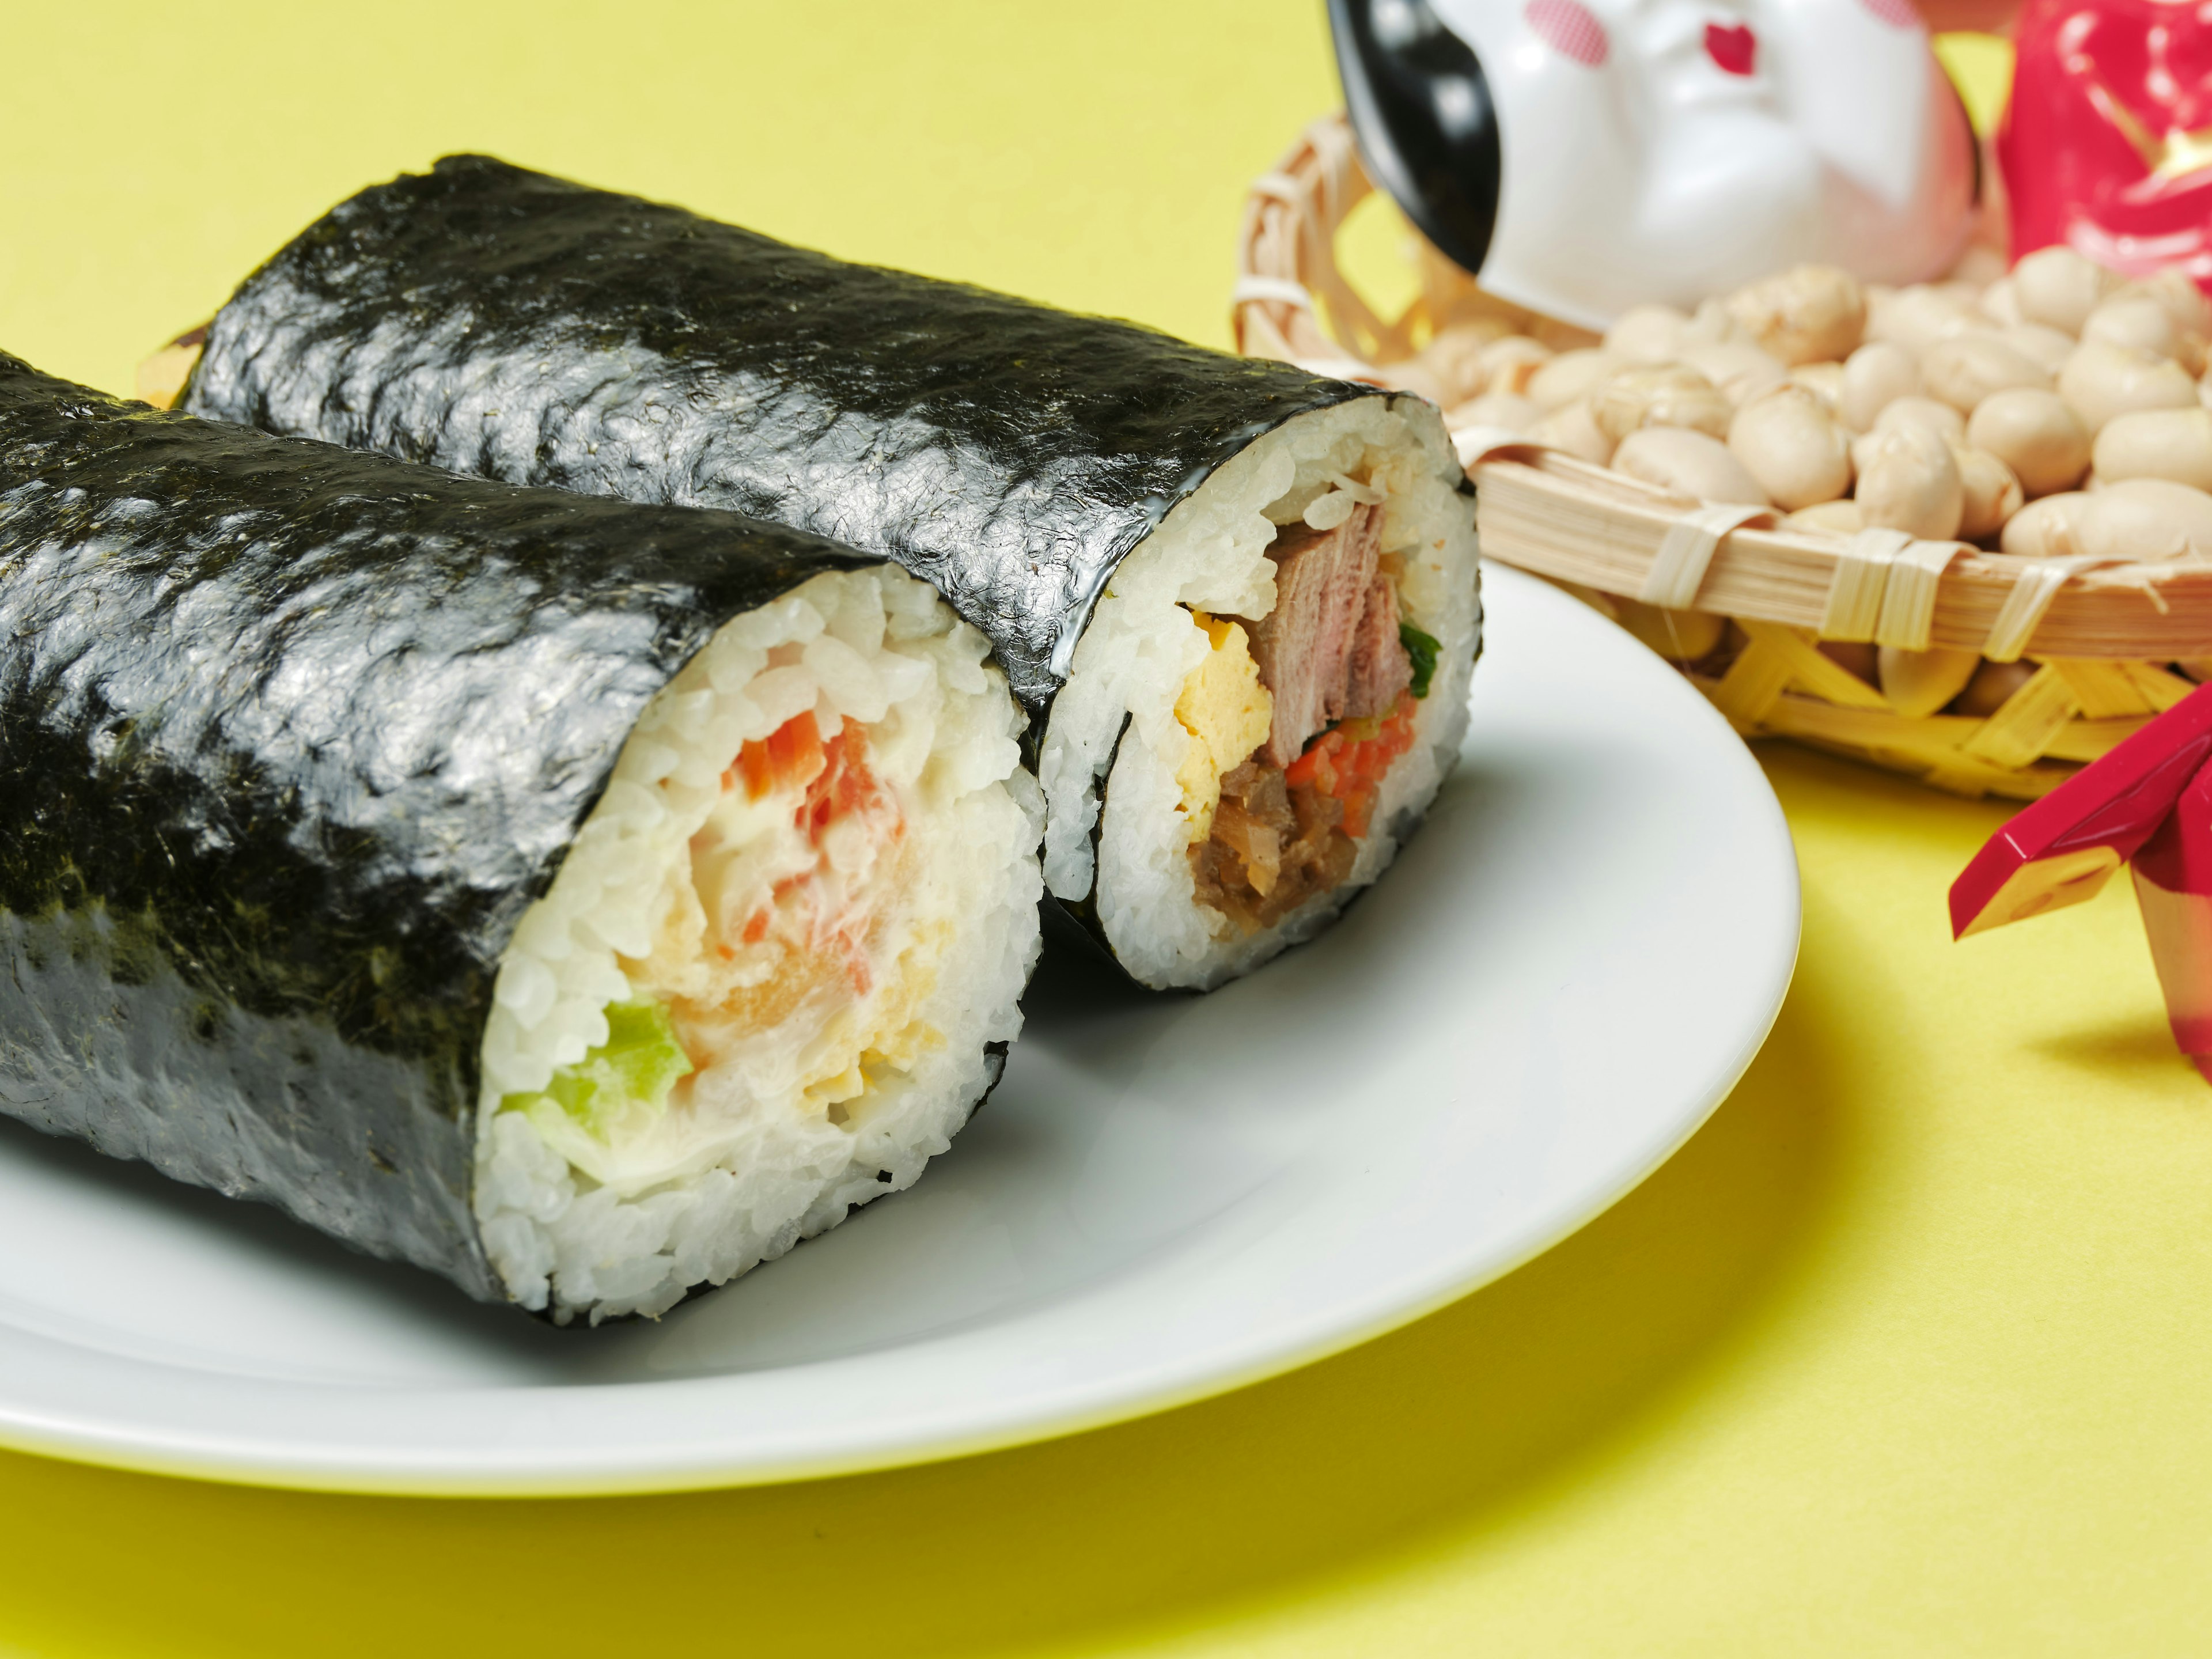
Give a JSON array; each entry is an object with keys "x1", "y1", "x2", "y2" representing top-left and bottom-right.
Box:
[{"x1": 1232, "y1": 113, "x2": 2212, "y2": 799}]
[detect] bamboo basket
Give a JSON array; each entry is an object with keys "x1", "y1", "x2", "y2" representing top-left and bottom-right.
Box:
[{"x1": 1232, "y1": 113, "x2": 2212, "y2": 799}]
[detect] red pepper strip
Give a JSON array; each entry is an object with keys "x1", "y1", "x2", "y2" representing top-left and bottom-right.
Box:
[
  {"x1": 1282, "y1": 694, "x2": 1419, "y2": 839},
  {"x1": 1284, "y1": 732, "x2": 1330, "y2": 791}
]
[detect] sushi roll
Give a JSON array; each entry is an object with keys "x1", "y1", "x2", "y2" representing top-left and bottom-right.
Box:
[
  {"x1": 0, "y1": 353, "x2": 1041, "y2": 1323},
  {"x1": 179, "y1": 156, "x2": 1482, "y2": 991}
]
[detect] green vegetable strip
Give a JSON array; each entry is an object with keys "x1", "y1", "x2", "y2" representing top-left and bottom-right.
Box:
[
  {"x1": 502, "y1": 999, "x2": 694, "y2": 1135},
  {"x1": 1400, "y1": 623, "x2": 1441, "y2": 700}
]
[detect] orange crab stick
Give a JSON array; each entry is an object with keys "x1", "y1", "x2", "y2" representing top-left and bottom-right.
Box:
[
  {"x1": 732, "y1": 710, "x2": 827, "y2": 802},
  {"x1": 1949, "y1": 684, "x2": 2212, "y2": 941}
]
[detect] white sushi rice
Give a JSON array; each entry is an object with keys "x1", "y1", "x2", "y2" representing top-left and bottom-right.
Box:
[
  {"x1": 1040, "y1": 396, "x2": 1479, "y2": 990},
  {"x1": 472, "y1": 566, "x2": 1042, "y2": 1323}
]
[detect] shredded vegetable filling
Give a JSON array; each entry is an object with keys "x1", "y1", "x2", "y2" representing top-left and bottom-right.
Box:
[{"x1": 505, "y1": 704, "x2": 945, "y2": 1184}]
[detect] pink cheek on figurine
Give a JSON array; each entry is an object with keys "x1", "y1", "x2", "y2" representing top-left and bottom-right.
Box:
[
  {"x1": 1325, "y1": 0, "x2": 1978, "y2": 326},
  {"x1": 1525, "y1": 0, "x2": 1609, "y2": 65}
]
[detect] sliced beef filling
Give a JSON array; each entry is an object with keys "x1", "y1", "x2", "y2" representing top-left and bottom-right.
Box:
[
  {"x1": 1191, "y1": 499, "x2": 1417, "y2": 930},
  {"x1": 1244, "y1": 502, "x2": 1386, "y2": 768},
  {"x1": 1343, "y1": 573, "x2": 1412, "y2": 720}
]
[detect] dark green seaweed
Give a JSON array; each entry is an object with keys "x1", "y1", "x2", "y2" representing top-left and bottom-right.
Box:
[
  {"x1": 182, "y1": 154, "x2": 1416, "y2": 713},
  {"x1": 0, "y1": 353, "x2": 878, "y2": 1305}
]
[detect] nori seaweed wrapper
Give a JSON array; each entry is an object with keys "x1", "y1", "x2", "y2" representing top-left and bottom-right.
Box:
[
  {"x1": 0, "y1": 353, "x2": 878, "y2": 1305},
  {"x1": 181, "y1": 154, "x2": 1406, "y2": 713}
]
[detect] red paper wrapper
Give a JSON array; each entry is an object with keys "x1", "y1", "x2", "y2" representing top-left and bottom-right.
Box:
[
  {"x1": 1999, "y1": 0, "x2": 2212, "y2": 287},
  {"x1": 2127, "y1": 752, "x2": 2212, "y2": 1071},
  {"x1": 1955, "y1": 685, "x2": 2212, "y2": 1079},
  {"x1": 1950, "y1": 684, "x2": 2212, "y2": 938},
  {"x1": 2132, "y1": 870, "x2": 2212, "y2": 1074}
]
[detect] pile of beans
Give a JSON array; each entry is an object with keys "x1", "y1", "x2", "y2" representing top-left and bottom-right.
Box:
[{"x1": 1385, "y1": 246, "x2": 2212, "y2": 718}]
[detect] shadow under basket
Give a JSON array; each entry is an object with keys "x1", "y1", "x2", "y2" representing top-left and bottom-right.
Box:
[{"x1": 1232, "y1": 113, "x2": 2212, "y2": 800}]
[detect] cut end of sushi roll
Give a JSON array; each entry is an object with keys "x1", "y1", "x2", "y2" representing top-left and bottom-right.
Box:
[
  {"x1": 474, "y1": 567, "x2": 1041, "y2": 1323},
  {"x1": 1040, "y1": 395, "x2": 1479, "y2": 990}
]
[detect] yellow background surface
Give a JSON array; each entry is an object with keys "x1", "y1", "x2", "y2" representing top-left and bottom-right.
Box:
[{"x1": 4, "y1": 3, "x2": 2210, "y2": 1653}]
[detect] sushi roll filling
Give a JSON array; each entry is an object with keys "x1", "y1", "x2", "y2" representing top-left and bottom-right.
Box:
[
  {"x1": 476, "y1": 567, "x2": 1039, "y2": 1320},
  {"x1": 507, "y1": 703, "x2": 934, "y2": 1191},
  {"x1": 1042, "y1": 395, "x2": 1477, "y2": 990},
  {"x1": 1176, "y1": 495, "x2": 1435, "y2": 931}
]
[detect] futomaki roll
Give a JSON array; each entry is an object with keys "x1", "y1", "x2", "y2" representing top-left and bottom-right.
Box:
[
  {"x1": 178, "y1": 156, "x2": 1482, "y2": 991},
  {"x1": 0, "y1": 353, "x2": 1040, "y2": 1323}
]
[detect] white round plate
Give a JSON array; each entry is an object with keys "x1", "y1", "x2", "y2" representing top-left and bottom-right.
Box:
[{"x1": 0, "y1": 563, "x2": 1798, "y2": 1495}]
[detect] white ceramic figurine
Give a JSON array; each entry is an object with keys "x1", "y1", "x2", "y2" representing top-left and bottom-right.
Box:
[{"x1": 1330, "y1": 0, "x2": 1979, "y2": 327}]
